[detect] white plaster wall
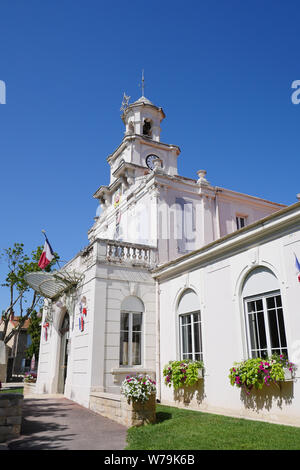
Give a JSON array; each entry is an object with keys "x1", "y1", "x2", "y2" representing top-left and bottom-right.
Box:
[
  {"x1": 98, "y1": 263, "x2": 156, "y2": 395},
  {"x1": 159, "y1": 223, "x2": 300, "y2": 426}
]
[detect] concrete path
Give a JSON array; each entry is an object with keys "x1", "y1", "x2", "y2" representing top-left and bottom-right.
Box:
[{"x1": 6, "y1": 395, "x2": 128, "y2": 450}]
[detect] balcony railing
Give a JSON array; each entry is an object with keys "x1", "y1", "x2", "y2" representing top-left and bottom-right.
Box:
[
  {"x1": 81, "y1": 239, "x2": 157, "y2": 268},
  {"x1": 105, "y1": 240, "x2": 157, "y2": 267}
]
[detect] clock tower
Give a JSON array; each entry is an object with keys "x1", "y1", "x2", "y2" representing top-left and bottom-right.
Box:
[
  {"x1": 90, "y1": 93, "x2": 181, "y2": 247},
  {"x1": 106, "y1": 94, "x2": 181, "y2": 186}
]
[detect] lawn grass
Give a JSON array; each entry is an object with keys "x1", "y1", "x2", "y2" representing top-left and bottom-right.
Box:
[
  {"x1": 126, "y1": 404, "x2": 300, "y2": 450},
  {"x1": 0, "y1": 387, "x2": 23, "y2": 395}
]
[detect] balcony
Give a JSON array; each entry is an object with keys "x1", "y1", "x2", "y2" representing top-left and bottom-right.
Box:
[{"x1": 81, "y1": 238, "x2": 157, "y2": 269}]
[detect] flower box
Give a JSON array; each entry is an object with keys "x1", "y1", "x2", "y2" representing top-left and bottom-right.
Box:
[
  {"x1": 229, "y1": 354, "x2": 297, "y2": 394},
  {"x1": 163, "y1": 360, "x2": 205, "y2": 389},
  {"x1": 283, "y1": 367, "x2": 294, "y2": 381}
]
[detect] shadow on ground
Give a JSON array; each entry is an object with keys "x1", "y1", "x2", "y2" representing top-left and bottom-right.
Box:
[
  {"x1": 8, "y1": 397, "x2": 127, "y2": 450},
  {"x1": 9, "y1": 400, "x2": 76, "y2": 450}
]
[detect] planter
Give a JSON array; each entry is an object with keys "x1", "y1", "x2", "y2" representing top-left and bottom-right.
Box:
[
  {"x1": 283, "y1": 368, "x2": 294, "y2": 382},
  {"x1": 23, "y1": 382, "x2": 36, "y2": 396},
  {"x1": 121, "y1": 394, "x2": 156, "y2": 427}
]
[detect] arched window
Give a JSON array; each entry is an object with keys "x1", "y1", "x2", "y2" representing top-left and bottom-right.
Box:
[
  {"x1": 243, "y1": 267, "x2": 288, "y2": 358},
  {"x1": 120, "y1": 296, "x2": 144, "y2": 367},
  {"x1": 178, "y1": 289, "x2": 203, "y2": 361}
]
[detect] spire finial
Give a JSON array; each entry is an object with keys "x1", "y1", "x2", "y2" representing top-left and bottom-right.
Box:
[{"x1": 139, "y1": 69, "x2": 145, "y2": 97}]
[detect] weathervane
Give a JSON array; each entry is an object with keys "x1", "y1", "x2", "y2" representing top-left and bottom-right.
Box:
[{"x1": 120, "y1": 92, "x2": 130, "y2": 113}]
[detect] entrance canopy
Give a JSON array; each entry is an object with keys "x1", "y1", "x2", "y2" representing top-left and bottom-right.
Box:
[{"x1": 24, "y1": 271, "x2": 81, "y2": 299}]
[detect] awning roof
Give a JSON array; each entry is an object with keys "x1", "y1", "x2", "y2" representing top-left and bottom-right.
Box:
[{"x1": 24, "y1": 271, "x2": 79, "y2": 299}]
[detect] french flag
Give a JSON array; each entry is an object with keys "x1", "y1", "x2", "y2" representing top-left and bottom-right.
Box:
[
  {"x1": 38, "y1": 235, "x2": 55, "y2": 270},
  {"x1": 295, "y1": 253, "x2": 300, "y2": 283}
]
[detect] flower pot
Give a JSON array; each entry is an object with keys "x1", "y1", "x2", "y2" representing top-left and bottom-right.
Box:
[{"x1": 283, "y1": 368, "x2": 294, "y2": 381}]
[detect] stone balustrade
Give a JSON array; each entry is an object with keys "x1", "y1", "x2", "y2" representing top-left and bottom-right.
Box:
[{"x1": 95, "y1": 239, "x2": 157, "y2": 267}]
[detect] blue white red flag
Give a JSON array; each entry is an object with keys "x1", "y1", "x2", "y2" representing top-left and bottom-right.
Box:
[
  {"x1": 295, "y1": 253, "x2": 300, "y2": 283},
  {"x1": 38, "y1": 235, "x2": 55, "y2": 270}
]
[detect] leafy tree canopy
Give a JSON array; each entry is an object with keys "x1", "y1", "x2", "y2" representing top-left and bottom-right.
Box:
[{"x1": 0, "y1": 242, "x2": 59, "y2": 346}]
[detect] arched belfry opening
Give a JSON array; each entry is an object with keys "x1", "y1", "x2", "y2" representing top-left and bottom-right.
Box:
[
  {"x1": 58, "y1": 311, "x2": 70, "y2": 394},
  {"x1": 143, "y1": 118, "x2": 152, "y2": 137}
]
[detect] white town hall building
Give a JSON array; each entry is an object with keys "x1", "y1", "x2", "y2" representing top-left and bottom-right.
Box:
[{"x1": 27, "y1": 93, "x2": 300, "y2": 427}]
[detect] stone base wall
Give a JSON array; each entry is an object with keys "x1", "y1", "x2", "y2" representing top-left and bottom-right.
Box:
[
  {"x1": 89, "y1": 391, "x2": 156, "y2": 427},
  {"x1": 0, "y1": 364, "x2": 7, "y2": 383},
  {"x1": 0, "y1": 393, "x2": 23, "y2": 442},
  {"x1": 23, "y1": 382, "x2": 36, "y2": 396}
]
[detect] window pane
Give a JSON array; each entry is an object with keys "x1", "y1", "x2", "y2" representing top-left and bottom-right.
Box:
[
  {"x1": 277, "y1": 307, "x2": 287, "y2": 350},
  {"x1": 182, "y1": 353, "x2": 193, "y2": 360},
  {"x1": 194, "y1": 353, "x2": 202, "y2": 361},
  {"x1": 193, "y1": 312, "x2": 200, "y2": 323},
  {"x1": 247, "y1": 301, "x2": 256, "y2": 313},
  {"x1": 120, "y1": 312, "x2": 129, "y2": 331},
  {"x1": 120, "y1": 331, "x2": 129, "y2": 365},
  {"x1": 181, "y1": 315, "x2": 191, "y2": 326},
  {"x1": 181, "y1": 323, "x2": 192, "y2": 356},
  {"x1": 266, "y1": 297, "x2": 275, "y2": 309},
  {"x1": 268, "y1": 309, "x2": 280, "y2": 350},
  {"x1": 248, "y1": 310, "x2": 267, "y2": 355},
  {"x1": 132, "y1": 332, "x2": 141, "y2": 365},
  {"x1": 193, "y1": 321, "x2": 201, "y2": 355},
  {"x1": 132, "y1": 313, "x2": 142, "y2": 332}
]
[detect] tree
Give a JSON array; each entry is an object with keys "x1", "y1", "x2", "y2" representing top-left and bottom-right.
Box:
[
  {"x1": 0, "y1": 242, "x2": 58, "y2": 346},
  {"x1": 25, "y1": 310, "x2": 41, "y2": 361}
]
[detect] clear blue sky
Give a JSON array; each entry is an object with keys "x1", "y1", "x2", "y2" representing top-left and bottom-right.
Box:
[{"x1": 1, "y1": 0, "x2": 300, "y2": 306}]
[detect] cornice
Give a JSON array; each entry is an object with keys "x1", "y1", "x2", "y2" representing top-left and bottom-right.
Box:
[{"x1": 107, "y1": 134, "x2": 181, "y2": 164}]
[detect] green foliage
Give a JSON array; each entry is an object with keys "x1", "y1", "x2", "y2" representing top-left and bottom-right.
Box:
[
  {"x1": 25, "y1": 310, "x2": 41, "y2": 360},
  {"x1": 163, "y1": 360, "x2": 204, "y2": 389},
  {"x1": 229, "y1": 354, "x2": 296, "y2": 394},
  {"x1": 0, "y1": 242, "x2": 59, "y2": 344}
]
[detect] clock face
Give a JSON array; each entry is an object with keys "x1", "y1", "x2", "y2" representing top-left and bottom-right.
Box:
[{"x1": 145, "y1": 154, "x2": 160, "y2": 170}]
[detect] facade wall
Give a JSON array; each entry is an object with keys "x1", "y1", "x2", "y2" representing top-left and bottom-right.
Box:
[
  {"x1": 158, "y1": 220, "x2": 300, "y2": 426},
  {"x1": 36, "y1": 242, "x2": 157, "y2": 408}
]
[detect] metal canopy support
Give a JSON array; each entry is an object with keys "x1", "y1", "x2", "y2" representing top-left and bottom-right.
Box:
[{"x1": 24, "y1": 271, "x2": 81, "y2": 299}]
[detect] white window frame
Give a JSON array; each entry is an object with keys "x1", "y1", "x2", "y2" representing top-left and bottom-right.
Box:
[
  {"x1": 119, "y1": 310, "x2": 143, "y2": 367},
  {"x1": 179, "y1": 310, "x2": 203, "y2": 362},
  {"x1": 244, "y1": 290, "x2": 288, "y2": 359},
  {"x1": 236, "y1": 215, "x2": 247, "y2": 230}
]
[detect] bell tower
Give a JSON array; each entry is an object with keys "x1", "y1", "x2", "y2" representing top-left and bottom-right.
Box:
[{"x1": 121, "y1": 94, "x2": 165, "y2": 142}]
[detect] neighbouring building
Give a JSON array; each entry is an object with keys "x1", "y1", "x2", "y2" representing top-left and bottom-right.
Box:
[
  {"x1": 26, "y1": 93, "x2": 300, "y2": 427},
  {"x1": 0, "y1": 316, "x2": 31, "y2": 381}
]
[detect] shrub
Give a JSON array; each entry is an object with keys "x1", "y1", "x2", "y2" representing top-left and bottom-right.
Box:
[{"x1": 163, "y1": 360, "x2": 204, "y2": 389}]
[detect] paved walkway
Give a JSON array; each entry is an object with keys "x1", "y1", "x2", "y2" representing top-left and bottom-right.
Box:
[{"x1": 5, "y1": 395, "x2": 128, "y2": 450}]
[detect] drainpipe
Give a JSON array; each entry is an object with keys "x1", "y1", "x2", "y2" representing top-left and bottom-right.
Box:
[{"x1": 155, "y1": 279, "x2": 161, "y2": 402}]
